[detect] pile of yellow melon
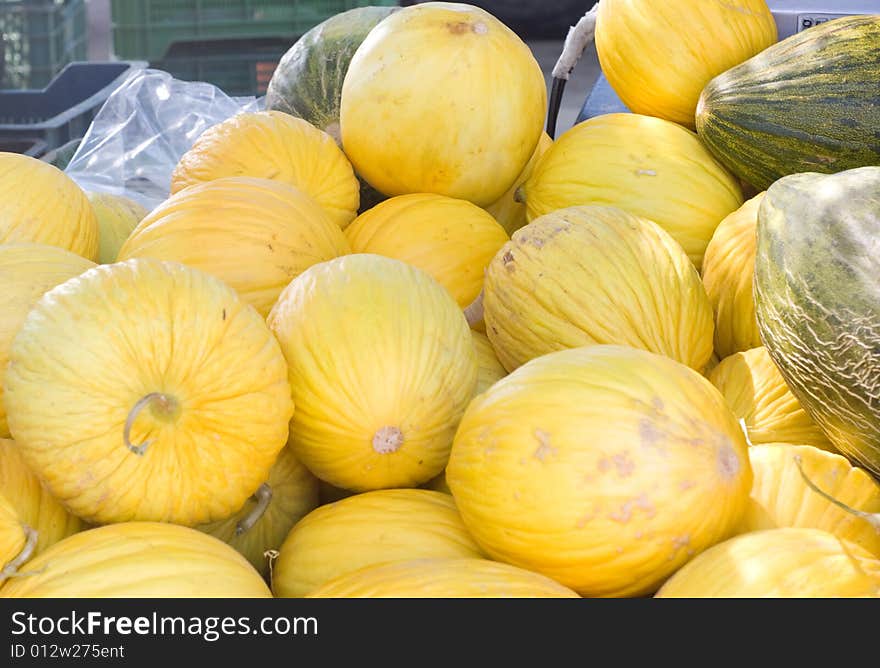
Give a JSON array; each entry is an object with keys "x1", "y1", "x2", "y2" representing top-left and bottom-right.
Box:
[{"x1": 0, "y1": 1, "x2": 878, "y2": 599}]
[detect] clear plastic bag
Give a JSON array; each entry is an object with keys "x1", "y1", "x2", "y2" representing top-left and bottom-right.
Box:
[{"x1": 64, "y1": 68, "x2": 264, "y2": 212}]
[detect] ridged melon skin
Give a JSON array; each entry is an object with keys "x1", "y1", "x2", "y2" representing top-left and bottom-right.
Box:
[
  {"x1": 754, "y1": 166, "x2": 880, "y2": 476},
  {"x1": 696, "y1": 15, "x2": 880, "y2": 192}
]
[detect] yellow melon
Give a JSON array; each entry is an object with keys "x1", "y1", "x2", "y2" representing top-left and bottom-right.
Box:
[
  {"x1": 518, "y1": 113, "x2": 744, "y2": 269},
  {"x1": 0, "y1": 152, "x2": 98, "y2": 260},
  {"x1": 4, "y1": 259, "x2": 292, "y2": 526},
  {"x1": 0, "y1": 522, "x2": 272, "y2": 597},
  {"x1": 340, "y1": 2, "x2": 547, "y2": 206},
  {"x1": 267, "y1": 254, "x2": 477, "y2": 491},
  {"x1": 483, "y1": 205, "x2": 714, "y2": 373},
  {"x1": 171, "y1": 110, "x2": 360, "y2": 229},
  {"x1": 0, "y1": 243, "x2": 97, "y2": 437},
  {"x1": 117, "y1": 176, "x2": 351, "y2": 317},
  {"x1": 708, "y1": 346, "x2": 835, "y2": 451},
  {"x1": 595, "y1": 0, "x2": 777, "y2": 128},
  {"x1": 485, "y1": 131, "x2": 553, "y2": 235},
  {"x1": 307, "y1": 557, "x2": 580, "y2": 598},
  {"x1": 86, "y1": 191, "x2": 150, "y2": 264},
  {"x1": 271, "y1": 488, "x2": 483, "y2": 597},
  {"x1": 0, "y1": 438, "x2": 83, "y2": 555},
  {"x1": 739, "y1": 443, "x2": 880, "y2": 557},
  {"x1": 0, "y1": 492, "x2": 31, "y2": 585},
  {"x1": 655, "y1": 528, "x2": 880, "y2": 598},
  {"x1": 701, "y1": 192, "x2": 765, "y2": 357},
  {"x1": 447, "y1": 344, "x2": 752, "y2": 597}
]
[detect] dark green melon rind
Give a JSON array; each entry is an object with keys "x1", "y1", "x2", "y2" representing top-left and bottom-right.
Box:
[
  {"x1": 265, "y1": 5, "x2": 399, "y2": 138},
  {"x1": 696, "y1": 15, "x2": 880, "y2": 192},
  {"x1": 753, "y1": 167, "x2": 880, "y2": 477}
]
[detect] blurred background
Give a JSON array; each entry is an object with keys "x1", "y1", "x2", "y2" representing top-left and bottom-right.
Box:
[{"x1": 0, "y1": 0, "x2": 600, "y2": 133}]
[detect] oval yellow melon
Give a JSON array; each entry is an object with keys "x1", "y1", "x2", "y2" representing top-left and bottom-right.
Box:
[
  {"x1": 344, "y1": 193, "x2": 508, "y2": 320},
  {"x1": 483, "y1": 205, "x2": 714, "y2": 373},
  {"x1": 199, "y1": 445, "x2": 320, "y2": 578},
  {"x1": 708, "y1": 347, "x2": 835, "y2": 451},
  {"x1": 86, "y1": 191, "x2": 150, "y2": 264},
  {"x1": 0, "y1": 243, "x2": 96, "y2": 437},
  {"x1": 171, "y1": 110, "x2": 360, "y2": 229},
  {"x1": 0, "y1": 492, "x2": 30, "y2": 585},
  {"x1": 0, "y1": 152, "x2": 99, "y2": 260},
  {"x1": 0, "y1": 522, "x2": 272, "y2": 598},
  {"x1": 485, "y1": 131, "x2": 553, "y2": 235},
  {"x1": 340, "y1": 1, "x2": 547, "y2": 207},
  {"x1": 471, "y1": 330, "x2": 506, "y2": 396},
  {"x1": 118, "y1": 177, "x2": 351, "y2": 317},
  {"x1": 4, "y1": 259, "x2": 293, "y2": 526},
  {"x1": 267, "y1": 254, "x2": 477, "y2": 491},
  {"x1": 739, "y1": 444, "x2": 880, "y2": 557},
  {"x1": 0, "y1": 438, "x2": 83, "y2": 555},
  {"x1": 307, "y1": 557, "x2": 580, "y2": 598},
  {"x1": 447, "y1": 344, "x2": 752, "y2": 597},
  {"x1": 272, "y1": 488, "x2": 483, "y2": 597},
  {"x1": 595, "y1": 0, "x2": 777, "y2": 128},
  {"x1": 701, "y1": 192, "x2": 765, "y2": 357},
  {"x1": 518, "y1": 113, "x2": 744, "y2": 269},
  {"x1": 655, "y1": 527, "x2": 880, "y2": 598}
]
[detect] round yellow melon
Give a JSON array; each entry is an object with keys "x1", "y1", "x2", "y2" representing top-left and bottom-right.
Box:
[
  {"x1": 171, "y1": 110, "x2": 360, "y2": 229},
  {"x1": 0, "y1": 438, "x2": 83, "y2": 555},
  {"x1": 272, "y1": 488, "x2": 483, "y2": 597},
  {"x1": 0, "y1": 152, "x2": 99, "y2": 260},
  {"x1": 485, "y1": 131, "x2": 553, "y2": 235},
  {"x1": 471, "y1": 329, "x2": 506, "y2": 396},
  {"x1": 86, "y1": 191, "x2": 150, "y2": 264},
  {"x1": 655, "y1": 527, "x2": 880, "y2": 598},
  {"x1": 701, "y1": 192, "x2": 765, "y2": 358},
  {"x1": 340, "y1": 2, "x2": 547, "y2": 207},
  {"x1": 307, "y1": 557, "x2": 580, "y2": 598},
  {"x1": 199, "y1": 445, "x2": 320, "y2": 578},
  {"x1": 267, "y1": 254, "x2": 477, "y2": 491},
  {"x1": 4, "y1": 259, "x2": 293, "y2": 526},
  {"x1": 118, "y1": 176, "x2": 351, "y2": 317},
  {"x1": 0, "y1": 243, "x2": 96, "y2": 437},
  {"x1": 0, "y1": 491, "x2": 31, "y2": 585},
  {"x1": 344, "y1": 193, "x2": 508, "y2": 322},
  {"x1": 447, "y1": 344, "x2": 753, "y2": 597},
  {"x1": 0, "y1": 522, "x2": 272, "y2": 597},
  {"x1": 518, "y1": 112, "x2": 744, "y2": 270},
  {"x1": 739, "y1": 444, "x2": 880, "y2": 557},
  {"x1": 595, "y1": 0, "x2": 777, "y2": 128},
  {"x1": 483, "y1": 205, "x2": 714, "y2": 373},
  {"x1": 708, "y1": 346, "x2": 835, "y2": 451}
]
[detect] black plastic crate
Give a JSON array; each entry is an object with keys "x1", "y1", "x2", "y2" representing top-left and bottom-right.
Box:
[
  {"x1": 0, "y1": 60, "x2": 146, "y2": 152},
  {"x1": 0, "y1": 136, "x2": 47, "y2": 157}
]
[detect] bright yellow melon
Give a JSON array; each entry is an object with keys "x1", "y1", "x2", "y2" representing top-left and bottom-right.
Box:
[
  {"x1": 483, "y1": 205, "x2": 714, "y2": 373},
  {"x1": 340, "y1": 1, "x2": 547, "y2": 206},
  {"x1": 0, "y1": 243, "x2": 97, "y2": 437},
  {"x1": 272, "y1": 488, "x2": 483, "y2": 597},
  {"x1": 485, "y1": 131, "x2": 553, "y2": 235},
  {"x1": 471, "y1": 330, "x2": 506, "y2": 396},
  {"x1": 701, "y1": 192, "x2": 765, "y2": 357},
  {"x1": 447, "y1": 344, "x2": 752, "y2": 597},
  {"x1": 739, "y1": 444, "x2": 880, "y2": 557},
  {"x1": 518, "y1": 113, "x2": 744, "y2": 269},
  {"x1": 171, "y1": 110, "x2": 360, "y2": 229},
  {"x1": 0, "y1": 522, "x2": 272, "y2": 597},
  {"x1": 595, "y1": 0, "x2": 777, "y2": 128},
  {"x1": 655, "y1": 528, "x2": 880, "y2": 598},
  {"x1": 344, "y1": 193, "x2": 508, "y2": 318},
  {"x1": 307, "y1": 557, "x2": 580, "y2": 598},
  {"x1": 0, "y1": 152, "x2": 99, "y2": 260},
  {"x1": 0, "y1": 491, "x2": 31, "y2": 585},
  {"x1": 267, "y1": 254, "x2": 477, "y2": 491},
  {"x1": 708, "y1": 347, "x2": 835, "y2": 451},
  {"x1": 0, "y1": 438, "x2": 83, "y2": 555},
  {"x1": 199, "y1": 445, "x2": 320, "y2": 578},
  {"x1": 118, "y1": 177, "x2": 351, "y2": 317},
  {"x1": 4, "y1": 259, "x2": 293, "y2": 526},
  {"x1": 86, "y1": 191, "x2": 150, "y2": 264}
]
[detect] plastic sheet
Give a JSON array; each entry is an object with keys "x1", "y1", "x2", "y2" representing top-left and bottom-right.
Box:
[{"x1": 64, "y1": 68, "x2": 263, "y2": 212}]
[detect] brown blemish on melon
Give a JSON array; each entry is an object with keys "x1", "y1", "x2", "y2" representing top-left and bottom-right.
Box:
[
  {"x1": 447, "y1": 21, "x2": 469, "y2": 34},
  {"x1": 717, "y1": 440, "x2": 740, "y2": 480},
  {"x1": 612, "y1": 452, "x2": 635, "y2": 477},
  {"x1": 372, "y1": 426, "x2": 404, "y2": 454},
  {"x1": 533, "y1": 429, "x2": 555, "y2": 461}
]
